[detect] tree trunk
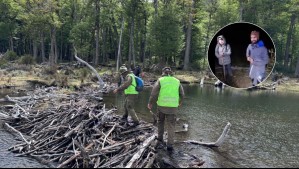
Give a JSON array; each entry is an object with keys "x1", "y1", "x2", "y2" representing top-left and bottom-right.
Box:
[
  {"x1": 60, "y1": 28, "x2": 63, "y2": 62},
  {"x1": 183, "y1": 0, "x2": 194, "y2": 70},
  {"x1": 203, "y1": 13, "x2": 212, "y2": 70},
  {"x1": 33, "y1": 39, "x2": 38, "y2": 60},
  {"x1": 140, "y1": 10, "x2": 147, "y2": 68},
  {"x1": 132, "y1": 17, "x2": 136, "y2": 68},
  {"x1": 9, "y1": 34, "x2": 14, "y2": 52},
  {"x1": 128, "y1": 16, "x2": 134, "y2": 68},
  {"x1": 40, "y1": 32, "x2": 45, "y2": 63},
  {"x1": 284, "y1": 13, "x2": 296, "y2": 68},
  {"x1": 111, "y1": 15, "x2": 119, "y2": 59},
  {"x1": 116, "y1": 17, "x2": 124, "y2": 71},
  {"x1": 154, "y1": 0, "x2": 158, "y2": 16},
  {"x1": 102, "y1": 28, "x2": 107, "y2": 64},
  {"x1": 54, "y1": 29, "x2": 58, "y2": 64},
  {"x1": 49, "y1": 27, "x2": 56, "y2": 66},
  {"x1": 295, "y1": 56, "x2": 299, "y2": 77},
  {"x1": 239, "y1": 0, "x2": 244, "y2": 22},
  {"x1": 95, "y1": 0, "x2": 100, "y2": 65}
]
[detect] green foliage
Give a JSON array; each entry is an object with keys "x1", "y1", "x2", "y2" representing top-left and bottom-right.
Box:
[
  {"x1": 43, "y1": 66, "x2": 58, "y2": 75},
  {"x1": 4, "y1": 51, "x2": 18, "y2": 61},
  {"x1": 18, "y1": 55, "x2": 35, "y2": 65},
  {"x1": 191, "y1": 58, "x2": 208, "y2": 70},
  {"x1": 148, "y1": 1, "x2": 184, "y2": 65},
  {"x1": 70, "y1": 21, "x2": 93, "y2": 58},
  {"x1": 78, "y1": 68, "x2": 90, "y2": 83},
  {"x1": 0, "y1": 0, "x2": 298, "y2": 73},
  {"x1": 0, "y1": 58, "x2": 8, "y2": 68}
]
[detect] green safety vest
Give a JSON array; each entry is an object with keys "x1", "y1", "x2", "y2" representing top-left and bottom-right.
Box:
[
  {"x1": 124, "y1": 73, "x2": 138, "y2": 95},
  {"x1": 157, "y1": 76, "x2": 180, "y2": 107}
]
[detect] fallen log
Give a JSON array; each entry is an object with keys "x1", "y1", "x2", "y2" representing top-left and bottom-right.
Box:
[
  {"x1": 184, "y1": 122, "x2": 231, "y2": 147},
  {"x1": 125, "y1": 134, "x2": 156, "y2": 168},
  {"x1": 73, "y1": 46, "x2": 105, "y2": 89},
  {"x1": 4, "y1": 123, "x2": 31, "y2": 145}
]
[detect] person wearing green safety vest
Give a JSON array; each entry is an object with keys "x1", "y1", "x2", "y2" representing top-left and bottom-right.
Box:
[
  {"x1": 113, "y1": 65, "x2": 139, "y2": 127},
  {"x1": 148, "y1": 67, "x2": 185, "y2": 152}
]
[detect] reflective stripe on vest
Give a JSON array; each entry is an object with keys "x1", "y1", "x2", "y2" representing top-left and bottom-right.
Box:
[
  {"x1": 124, "y1": 73, "x2": 138, "y2": 95},
  {"x1": 157, "y1": 76, "x2": 180, "y2": 107}
]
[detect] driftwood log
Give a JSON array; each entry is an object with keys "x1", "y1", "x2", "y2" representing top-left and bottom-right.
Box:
[
  {"x1": 73, "y1": 46, "x2": 105, "y2": 89},
  {"x1": 184, "y1": 122, "x2": 231, "y2": 147}
]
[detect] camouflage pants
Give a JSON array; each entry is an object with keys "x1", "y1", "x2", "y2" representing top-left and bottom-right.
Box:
[{"x1": 123, "y1": 95, "x2": 139, "y2": 123}]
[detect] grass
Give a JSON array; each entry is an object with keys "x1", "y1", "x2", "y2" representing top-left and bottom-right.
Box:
[{"x1": 1, "y1": 64, "x2": 299, "y2": 93}]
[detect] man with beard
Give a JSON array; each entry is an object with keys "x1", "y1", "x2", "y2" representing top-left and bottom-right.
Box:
[{"x1": 246, "y1": 31, "x2": 269, "y2": 87}]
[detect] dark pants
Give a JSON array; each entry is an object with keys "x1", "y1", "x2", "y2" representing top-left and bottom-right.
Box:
[
  {"x1": 223, "y1": 64, "x2": 233, "y2": 77},
  {"x1": 123, "y1": 95, "x2": 139, "y2": 123},
  {"x1": 157, "y1": 107, "x2": 177, "y2": 147}
]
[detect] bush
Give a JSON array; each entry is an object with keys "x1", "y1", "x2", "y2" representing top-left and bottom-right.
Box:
[
  {"x1": 4, "y1": 51, "x2": 18, "y2": 61},
  {"x1": 0, "y1": 58, "x2": 8, "y2": 68},
  {"x1": 18, "y1": 55, "x2": 35, "y2": 65},
  {"x1": 79, "y1": 68, "x2": 90, "y2": 83},
  {"x1": 43, "y1": 65, "x2": 58, "y2": 75},
  {"x1": 191, "y1": 58, "x2": 208, "y2": 70}
]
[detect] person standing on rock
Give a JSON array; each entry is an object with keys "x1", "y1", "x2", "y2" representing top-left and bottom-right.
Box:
[
  {"x1": 113, "y1": 66, "x2": 139, "y2": 127},
  {"x1": 246, "y1": 30, "x2": 269, "y2": 86},
  {"x1": 215, "y1": 35, "x2": 233, "y2": 83},
  {"x1": 147, "y1": 67, "x2": 185, "y2": 152}
]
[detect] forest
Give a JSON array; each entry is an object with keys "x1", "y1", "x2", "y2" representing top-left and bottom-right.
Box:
[
  {"x1": 1, "y1": 1, "x2": 299, "y2": 168},
  {"x1": 0, "y1": 0, "x2": 299, "y2": 75}
]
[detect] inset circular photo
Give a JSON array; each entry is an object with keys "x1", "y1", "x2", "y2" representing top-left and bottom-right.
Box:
[{"x1": 208, "y1": 22, "x2": 276, "y2": 89}]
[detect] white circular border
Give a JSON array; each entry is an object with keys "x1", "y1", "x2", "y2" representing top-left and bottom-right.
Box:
[{"x1": 207, "y1": 21, "x2": 277, "y2": 89}]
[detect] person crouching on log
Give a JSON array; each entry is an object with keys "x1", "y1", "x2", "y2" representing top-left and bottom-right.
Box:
[
  {"x1": 147, "y1": 67, "x2": 185, "y2": 152},
  {"x1": 113, "y1": 66, "x2": 140, "y2": 127}
]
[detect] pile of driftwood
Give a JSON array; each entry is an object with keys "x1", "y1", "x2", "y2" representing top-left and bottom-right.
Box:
[{"x1": 0, "y1": 87, "x2": 158, "y2": 168}]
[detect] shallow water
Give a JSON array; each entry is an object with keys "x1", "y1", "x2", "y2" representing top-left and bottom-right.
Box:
[
  {"x1": 0, "y1": 88, "x2": 48, "y2": 168},
  {"x1": 1, "y1": 85, "x2": 299, "y2": 168},
  {"x1": 104, "y1": 85, "x2": 299, "y2": 168}
]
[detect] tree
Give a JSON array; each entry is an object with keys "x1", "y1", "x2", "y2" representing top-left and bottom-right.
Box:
[
  {"x1": 183, "y1": 0, "x2": 194, "y2": 70},
  {"x1": 149, "y1": 0, "x2": 183, "y2": 66}
]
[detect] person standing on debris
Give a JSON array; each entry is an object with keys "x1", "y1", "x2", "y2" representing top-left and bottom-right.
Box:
[
  {"x1": 133, "y1": 65, "x2": 141, "y2": 77},
  {"x1": 215, "y1": 35, "x2": 233, "y2": 83},
  {"x1": 113, "y1": 66, "x2": 139, "y2": 127},
  {"x1": 147, "y1": 67, "x2": 185, "y2": 152},
  {"x1": 246, "y1": 30, "x2": 269, "y2": 86}
]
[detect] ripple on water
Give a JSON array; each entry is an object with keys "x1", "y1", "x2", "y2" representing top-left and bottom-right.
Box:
[{"x1": 0, "y1": 128, "x2": 48, "y2": 168}]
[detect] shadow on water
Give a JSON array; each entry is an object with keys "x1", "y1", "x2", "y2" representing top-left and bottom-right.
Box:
[{"x1": 103, "y1": 85, "x2": 299, "y2": 168}]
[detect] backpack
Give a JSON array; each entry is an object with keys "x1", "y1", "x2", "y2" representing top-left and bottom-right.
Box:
[{"x1": 133, "y1": 75, "x2": 144, "y2": 92}]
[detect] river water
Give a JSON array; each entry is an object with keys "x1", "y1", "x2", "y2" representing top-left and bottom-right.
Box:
[
  {"x1": 104, "y1": 85, "x2": 299, "y2": 168},
  {"x1": 1, "y1": 85, "x2": 299, "y2": 168},
  {"x1": 0, "y1": 89, "x2": 48, "y2": 168}
]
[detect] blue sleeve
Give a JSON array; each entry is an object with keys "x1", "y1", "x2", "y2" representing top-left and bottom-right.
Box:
[{"x1": 253, "y1": 47, "x2": 269, "y2": 66}]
